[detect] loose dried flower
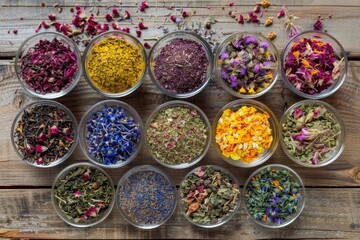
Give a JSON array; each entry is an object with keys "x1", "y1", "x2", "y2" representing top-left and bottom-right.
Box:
[
  {"x1": 313, "y1": 18, "x2": 323, "y2": 31},
  {"x1": 259, "y1": 0, "x2": 270, "y2": 8},
  {"x1": 265, "y1": 17, "x2": 273, "y2": 26},
  {"x1": 138, "y1": 22, "x2": 148, "y2": 30},
  {"x1": 254, "y1": 4, "x2": 261, "y2": 13},
  {"x1": 124, "y1": 10, "x2": 131, "y2": 19},
  {"x1": 139, "y1": 1, "x2": 149, "y2": 12},
  {"x1": 237, "y1": 15, "x2": 244, "y2": 24},
  {"x1": 136, "y1": 30, "x2": 142, "y2": 37},
  {"x1": 144, "y1": 42, "x2": 151, "y2": 49},
  {"x1": 229, "y1": 2, "x2": 234, "y2": 7}
]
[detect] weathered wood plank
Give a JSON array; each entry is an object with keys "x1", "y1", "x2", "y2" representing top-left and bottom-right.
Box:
[
  {"x1": 0, "y1": 1, "x2": 359, "y2": 57},
  {"x1": 0, "y1": 60, "x2": 359, "y2": 187},
  {"x1": 0, "y1": 188, "x2": 359, "y2": 239}
]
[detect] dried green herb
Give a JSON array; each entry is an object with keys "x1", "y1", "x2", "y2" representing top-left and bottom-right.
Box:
[
  {"x1": 147, "y1": 106, "x2": 208, "y2": 165},
  {"x1": 54, "y1": 166, "x2": 113, "y2": 223},
  {"x1": 282, "y1": 103, "x2": 341, "y2": 165},
  {"x1": 180, "y1": 166, "x2": 240, "y2": 224},
  {"x1": 245, "y1": 167, "x2": 303, "y2": 224}
]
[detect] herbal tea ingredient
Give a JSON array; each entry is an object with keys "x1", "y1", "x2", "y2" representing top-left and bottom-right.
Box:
[
  {"x1": 20, "y1": 38, "x2": 78, "y2": 94},
  {"x1": 180, "y1": 166, "x2": 240, "y2": 224},
  {"x1": 215, "y1": 106, "x2": 273, "y2": 163},
  {"x1": 86, "y1": 105, "x2": 141, "y2": 165},
  {"x1": 54, "y1": 166, "x2": 113, "y2": 223},
  {"x1": 118, "y1": 170, "x2": 176, "y2": 225},
  {"x1": 282, "y1": 104, "x2": 341, "y2": 165},
  {"x1": 218, "y1": 35, "x2": 275, "y2": 94},
  {"x1": 14, "y1": 104, "x2": 75, "y2": 166},
  {"x1": 147, "y1": 106, "x2": 208, "y2": 165},
  {"x1": 153, "y1": 38, "x2": 209, "y2": 94},
  {"x1": 86, "y1": 37, "x2": 144, "y2": 93},
  {"x1": 245, "y1": 167, "x2": 302, "y2": 224},
  {"x1": 284, "y1": 38, "x2": 344, "y2": 94}
]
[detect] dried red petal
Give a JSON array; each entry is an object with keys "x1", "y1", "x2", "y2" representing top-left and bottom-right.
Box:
[
  {"x1": 112, "y1": 8, "x2": 120, "y2": 17},
  {"x1": 121, "y1": 27, "x2": 130, "y2": 33},
  {"x1": 48, "y1": 14, "x2": 56, "y2": 21},
  {"x1": 136, "y1": 30, "x2": 142, "y2": 37},
  {"x1": 105, "y1": 13, "x2": 113, "y2": 22},
  {"x1": 139, "y1": 1, "x2": 149, "y2": 12},
  {"x1": 35, "y1": 145, "x2": 48, "y2": 153}
]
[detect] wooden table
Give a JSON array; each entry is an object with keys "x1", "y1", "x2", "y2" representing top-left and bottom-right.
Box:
[{"x1": 1, "y1": 0, "x2": 360, "y2": 239}]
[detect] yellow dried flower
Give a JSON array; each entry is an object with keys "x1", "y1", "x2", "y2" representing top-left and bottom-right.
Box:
[
  {"x1": 265, "y1": 17, "x2": 274, "y2": 27},
  {"x1": 267, "y1": 31, "x2": 277, "y2": 41}
]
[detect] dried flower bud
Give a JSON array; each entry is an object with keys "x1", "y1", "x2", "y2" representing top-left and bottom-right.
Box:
[
  {"x1": 70, "y1": 7, "x2": 74, "y2": 13},
  {"x1": 121, "y1": 27, "x2": 130, "y2": 33},
  {"x1": 265, "y1": 17, "x2": 274, "y2": 27},
  {"x1": 139, "y1": 1, "x2": 149, "y2": 12},
  {"x1": 13, "y1": 28, "x2": 18, "y2": 34},
  {"x1": 259, "y1": 0, "x2": 271, "y2": 8},
  {"x1": 82, "y1": 172, "x2": 90, "y2": 181},
  {"x1": 48, "y1": 14, "x2": 56, "y2": 21},
  {"x1": 254, "y1": 4, "x2": 261, "y2": 12},
  {"x1": 229, "y1": 11, "x2": 235, "y2": 18},
  {"x1": 237, "y1": 15, "x2": 244, "y2": 24},
  {"x1": 41, "y1": 21, "x2": 51, "y2": 29},
  {"x1": 138, "y1": 22, "x2": 148, "y2": 30},
  {"x1": 277, "y1": 9, "x2": 286, "y2": 18},
  {"x1": 41, "y1": 1, "x2": 45, "y2": 7},
  {"x1": 267, "y1": 31, "x2": 277, "y2": 40},
  {"x1": 26, "y1": 144, "x2": 35, "y2": 154},
  {"x1": 35, "y1": 144, "x2": 48, "y2": 153},
  {"x1": 182, "y1": 11, "x2": 190, "y2": 18},
  {"x1": 105, "y1": 13, "x2": 113, "y2": 22},
  {"x1": 36, "y1": 158, "x2": 43, "y2": 165},
  {"x1": 64, "y1": 136, "x2": 73, "y2": 142},
  {"x1": 144, "y1": 42, "x2": 151, "y2": 49},
  {"x1": 229, "y1": 2, "x2": 234, "y2": 7},
  {"x1": 124, "y1": 10, "x2": 131, "y2": 19},
  {"x1": 75, "y1": 4, "x2": 81, "y2": 11},
  {"x1": 73, "y1": 190, "x2": 81, "y2": 197},
  {"x1": 112, "y1": 8, "x2": 120, "y2": 17},
  {"x1": 136, "y1": 30, "x2": 142, "y2": 37},
  {"x1": 50, "y1": 125, "x2": 59, "y2": 135}
]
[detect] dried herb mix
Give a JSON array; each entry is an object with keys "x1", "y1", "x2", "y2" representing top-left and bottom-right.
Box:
[
  {"x1": 118, "y1": 169, "x2": 176, "y2": 225},
  {"x1": 245, "y1": 167, "x2": 303, "y2": 224},
  {"x1": 180, "y1": 166, "x2": 240, "y2": 225},
  {"x1": 147, "y1": 106, "x2": 208, "y2": 165},
  {"x1": 282, "y1": 103, "x2": 341, "y2": 165},
  {"x1": 86, "y1": 37, "x2": 144, "y2": 93},
  {"x1": 218, "y1": 34, "x2": 276, "y2": 94},
  {"x1": 14, "y1": 104, "x2": 75, "y2": 166},
  {"x1": 153, "y1": 38, "x2": 209, "y2": 94},
  {"x1": 284, "y1": 38, "x2": 343, "y2": 95},
  {"x1": 54, "y1": 166, "x2": 113, "y2": 223},
  {"x1": 85, "y1": 104, "x2": 141, "y2": 165},
  {"x1": 20, "y1": 38, "x2": 78, "y2": 94},
  {"x1": 215, "y1": 106, "x2": 273, "y2": 163}
]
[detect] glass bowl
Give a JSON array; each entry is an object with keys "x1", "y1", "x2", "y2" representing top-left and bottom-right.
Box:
[
  {"x1": 148, "y1": 31, "x2": 214, "y2": 98},
  {"x1": 212, "y1": 99, "x2": 279, "y2": 168},
  {"x1": 78, "y1": 100, "x2": 143, "y2": 168},
  {"x1": 11, "y1": 100, "x2": 78, "y2": 168},
  {"x1": 280, "y1": 99, "x2": 346, "y2": 167},
  {"x1": 244, "y1": 164, "x2": 306, "y2": 228},
  {"x1": 51, "y1": 162, "x2": 115, "y2": 227},
  {"x1": 82, "y1": 31, "x2": 147, "y2": 98},
  {"x1": 281, "y1": 30, "x2": 348, "y2": 99},
  {"x1": 145, "y1": 100, "x2": 211, "y2": 169},
  {"x1": 116, "y1": 165, "x2": 177, "y2": 229},
  {"x1": 15, "y1": 32, "x2": 82, "y2": 99},
  {"x1": 214, "y1": 32, "x2": 280, "y2": 98},
  {"x1": 179, "y1": 165, "x2": 241, "y2": 228}
]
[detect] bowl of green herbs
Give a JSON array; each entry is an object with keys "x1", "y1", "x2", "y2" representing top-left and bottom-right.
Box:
[{"x1": 280, "y1": 99, "x2": 345, "y2": 167}]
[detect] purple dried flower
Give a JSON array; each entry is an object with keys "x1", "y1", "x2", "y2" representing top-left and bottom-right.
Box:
[
  {"x1": 313, "y1": 18, "x2": 323, "y2": 31},
  {"x1": 245, "y1": 35, "x2": 257, "y2": 45},
  {"x1": 293, "y1": 108, "x2": 304, "y2": 118},
  {"x1": 259, "y1": 41, "x2": 269, "y2": 49},
  {"x1": 221, "y1": 52, "x2": 229, "y2": 60}
]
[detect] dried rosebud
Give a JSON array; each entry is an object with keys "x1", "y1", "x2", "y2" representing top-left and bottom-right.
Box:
[
  {"x1": 139, "y1": 1, "x2": 149, "y2": 12},
  {"x1": 48, "y1": 14, "x2": 56, "y2": 21},
  {"x1": 50, "y1": 125, "x2": 59, "y2": 135},
  {"x1": 102, "y1": 23, "x2": 109, "y2": 31},
  {"x1": 112, "y1": 8, "x2": 120, "y2": 17},
  {"x1": 267, "y1": 31, "x2": 277, "y2": 40},
  {"x1": 36, "y1": 158, "x2": 43, "y2": 165},
  {"x1": 136, "y1": 30, "x2": 142, "y2": 37},
  {"x1": 138, "y1": 22, "x2": 148, "y2": 30},
  {"x1": 35, "y1": 144, "x2": 48, "y2": 153},
  {"x1": 170, "y1": 15, "x2": 177, "y2": 22},
  {"x1": 70, "y1": 7, "x2": 74, "y2": 13},
  {"x1": 82, "y1": 172, "x2": 90, "y2": 181},
  {"x1": 277, "y1": 9, "x2": 286, "y2": 18},
  {"x1": 13, "y1": 28, "x2": 18, "y2": 34},
  {"x1": 144, "y1": 42, "x2": 151, "y2": 49},
  {"x1": 124, "y1": 10, "x2": 131, "y2": 19},
  {"x1": 229, "y1": 2, "x2": 234, "y2": 7},
  {"x1": 229, "y1": 11, "x2": 235, "y2": 18},
  {"x1": 254, "y1": 4, "x2": 261, "y2": 12},
  {"x1": 182, "y1": 11, "x2": 190, "y2": 18},
  {"x1": 35, "y1": 23, "x2": 42, "y2": 33},
  {"x1": 265, "y1": 17, "x2": 273, "y2": 26},
  {"x1": 75, "y1": 4, "x2": 81, "y2": 11},
  {"x1": 26, "y1": 144, "x2": 35, "y2": 154},
  {"x1": 41, "y1": 1, "x2": 45, "y2": 7},
  {"x1": 73, "y1": 191, "x2": 81, "y2": 197},
  {"x1": 314, "y1": 18, "x2": 323, "y2": 31},
  {"x1": 111, "y1": 22, "x2": 121, "y2": 30},
  {"x1": 293, "y1": 108, "x2": 304, "y2": 118},
  {"x1": 20, "y1": 17, "x2": 24, "y2": 20},
  {"x1": 86, "y1": 206, "x2": 97, "y2": 217},
  {"x1": 64, "y1": 136, "x2": 73, "y2": 142},
  {"x1": 105, "y1": 13, "x2": 113, "y2": 22},
  {"x1": 121, "y1": 27, "x2": 130, "y2": 33},
  {"x1": 7, "y1": 28, "x2": 10, "y2": 34},
  {"x1": 237, "y1": 15, "x2": 244, "y2": 24}
]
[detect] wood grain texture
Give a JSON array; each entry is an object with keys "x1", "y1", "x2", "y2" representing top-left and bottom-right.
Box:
[
  {"x1": 0, "y1": 188, "x2": 360, "y2": 239},
  {"x1": 0, "y1": 59, "x2": 359, "y2": 187},
  {"x1": 0, "y1": 1, "x2": 360, "y2": 57}
]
